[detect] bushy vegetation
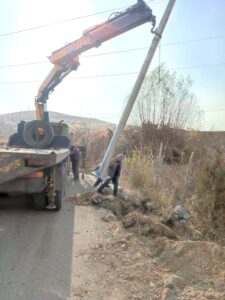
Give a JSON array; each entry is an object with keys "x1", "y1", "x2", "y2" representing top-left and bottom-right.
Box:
[
  {"x1": 121, "y1": 147, "x2": 225, "y2": 243},
  {"x1": 187, "y1": 148, "x2": 225, "y2": 241}
]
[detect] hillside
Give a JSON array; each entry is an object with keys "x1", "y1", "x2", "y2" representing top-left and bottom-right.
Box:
[
  {"x1": 0, "y1": 111, "x2": 225, "y2": 151},
  {"x1": 0, "y1": 111, "x2": 114, "y2": 141}
]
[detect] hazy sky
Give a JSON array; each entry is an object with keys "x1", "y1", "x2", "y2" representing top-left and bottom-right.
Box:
[{"x1": 0, "y1": 0, "x2": 225, "y2": 130}]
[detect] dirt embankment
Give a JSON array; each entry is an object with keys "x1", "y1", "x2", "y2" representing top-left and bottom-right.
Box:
[{"x1": 69, "y1": 190, "x2": 225, "y2": 300}]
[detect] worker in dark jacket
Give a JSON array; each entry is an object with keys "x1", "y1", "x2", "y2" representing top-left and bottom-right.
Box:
[
  {"x1": 96, "y1": 154, "x2": 123, "y2": 196},
  {"x1": 70, "y1": 144, "x2": 80, "y2": 181}
]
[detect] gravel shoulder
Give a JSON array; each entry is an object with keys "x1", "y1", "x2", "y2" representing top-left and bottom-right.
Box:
[{"x1": 72, "y1": 206, "x2": 122, "y2": 300}]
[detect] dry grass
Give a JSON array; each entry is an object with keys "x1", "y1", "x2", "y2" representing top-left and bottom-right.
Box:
[
  {"x1": 121, "y1": 149, "x2": 188, "y2": 220},
  {"x1": 186, "y1": 148, "x2": 225, "y2": 242},
  {"x1": 121, "y1": 148, "x2": 225, "y2": 244}
]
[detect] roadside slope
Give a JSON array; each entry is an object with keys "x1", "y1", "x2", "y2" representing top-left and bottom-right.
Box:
[{"x1": 70, "y1": 190, "x2": 225, "y2": 300}]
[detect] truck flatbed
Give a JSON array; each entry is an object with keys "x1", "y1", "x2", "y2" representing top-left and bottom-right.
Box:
[{"x1": 0, "y1": 147, "x2": 69, "y2": 185}]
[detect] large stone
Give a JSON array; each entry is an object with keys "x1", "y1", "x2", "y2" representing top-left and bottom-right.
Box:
[{"x1": 163, "y1": 274, "x2": 187, "y2": 290}]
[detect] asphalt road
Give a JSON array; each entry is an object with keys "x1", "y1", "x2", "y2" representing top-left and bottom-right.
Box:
[{"x1": 0, "y1": 176, "x2": 92, "y2": 300}]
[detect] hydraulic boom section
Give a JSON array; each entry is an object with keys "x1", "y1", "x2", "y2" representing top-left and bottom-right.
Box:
[
  {"x1": 35, "y1": 0, "x2": 156, "y2": 122},
  {"x1": 49, "y1": 0, "x2": 156, "y2": 65}
]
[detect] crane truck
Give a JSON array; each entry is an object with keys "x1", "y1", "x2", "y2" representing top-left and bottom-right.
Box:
[{"x1": 0, "y1": 0, "x2": 156, "y2": 211}]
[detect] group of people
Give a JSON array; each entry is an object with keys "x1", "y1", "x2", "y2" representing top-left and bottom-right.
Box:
[{"x1": 69, "y1": 143, "x2": 123, "y2": 196}]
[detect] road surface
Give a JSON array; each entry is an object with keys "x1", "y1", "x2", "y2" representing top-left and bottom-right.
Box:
[{"x1": 0, "y1": 176, "x2": 93, "y2": 300}]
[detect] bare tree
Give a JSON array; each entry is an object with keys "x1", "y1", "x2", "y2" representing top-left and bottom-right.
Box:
[
  {"x1": 126, "y1": 65, "x2": 203, "y2": 160},
  {"x1": 131, "y1": 64, "x2": 203, "y2": 129}
]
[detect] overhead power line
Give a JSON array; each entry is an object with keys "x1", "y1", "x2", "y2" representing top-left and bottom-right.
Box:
[
  {"x1": 0, "y1": 35, "x2": 224, "y2": 69},
  {"x1": 162, "y1": 35, "x2": 225, "y2": 46},
  {"x1": 0, "y1": 62, "x2": 224, "y2": 85},
  {"x1": 169, "y1": 62, "x2": 225, "y2": 71},
  {"x1": 0, "y1": 60, "x2": 47, "y2": 69},
  {"x1": 0, "y1": 6, "x2": 126, "y2": 38},
  {"x1": 0, "y1": 72, "x2": 137, "y2": 85},
  {"x1": 0, "y1": 0, "x2": 156, "y2": 38}
]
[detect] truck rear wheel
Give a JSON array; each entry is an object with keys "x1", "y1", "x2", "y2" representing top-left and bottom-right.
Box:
[
  {"x1": 23, "y1": 120, "x2": 54, "y2": 149},
  {"x1": 32, "y1": 192, "x2": 47, "y2": 210}
]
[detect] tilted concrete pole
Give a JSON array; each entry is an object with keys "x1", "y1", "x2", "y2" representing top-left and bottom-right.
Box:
[{"x1": 96, "y1": 0, "x2": 176, "y2": 179}]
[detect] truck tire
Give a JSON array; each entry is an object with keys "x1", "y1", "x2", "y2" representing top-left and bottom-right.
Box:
[
  {"x1": 52, "y1": 163, "x2": 66, "y2": 211},
  {"x1": 32, "y1": 192, "x2": 47, "y2": 210},
  {"x1": 23, "y1": 120, "x2": 54, "y2": 149}
]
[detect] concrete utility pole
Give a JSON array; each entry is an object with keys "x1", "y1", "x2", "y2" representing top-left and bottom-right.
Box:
[{"x1": 96, "y1": 0, "x2": 176, "y2": 180}]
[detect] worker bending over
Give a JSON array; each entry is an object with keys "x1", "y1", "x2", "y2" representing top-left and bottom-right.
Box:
[{"x1": 96, "y1": 154, "x2": 123, "y2": 196}]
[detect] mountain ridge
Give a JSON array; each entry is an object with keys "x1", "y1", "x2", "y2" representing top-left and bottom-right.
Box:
[{"x1": 0, "y1": 110, "x2": 114, "y2": 139}]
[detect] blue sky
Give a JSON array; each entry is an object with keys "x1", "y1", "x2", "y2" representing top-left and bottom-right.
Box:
[{"x1": 0, "y1": 0, "x2": 225, "y2": 130}]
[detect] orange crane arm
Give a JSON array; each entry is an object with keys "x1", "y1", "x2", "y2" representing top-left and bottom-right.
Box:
[{"x1": 35, "y1": 0, "x2": 156, "y2": 121}]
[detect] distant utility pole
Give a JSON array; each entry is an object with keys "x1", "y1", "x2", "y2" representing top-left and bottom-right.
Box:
[{"x1": 96, "y1": 0, "x2": 176, "y2": 180}]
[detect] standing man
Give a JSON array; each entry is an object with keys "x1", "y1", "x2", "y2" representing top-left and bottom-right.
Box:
[
  {"x1": 96, "y1": 154, "x2": 123, "y2": 196},
  {"x1": 70, "y1": 144, "x2": 80, "y2": 181}
]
